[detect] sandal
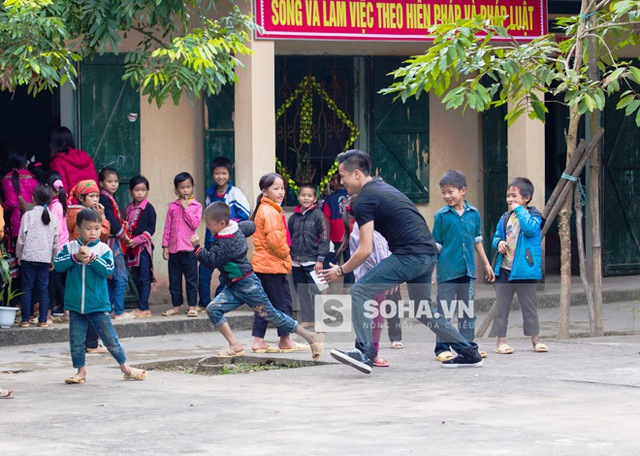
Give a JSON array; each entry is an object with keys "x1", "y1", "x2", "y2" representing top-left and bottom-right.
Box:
[
  {"x1": 495, "y1": 343, "x2": 515, "y2": 354},
  {"x1": 64, "y1": 375, "x2": 86, "y2": 384},
  {"x1": 161, "y1": 308, "x2": 181, "y2": 317},
  {"x1": 52, "y1": 316, "x2": 69, "y2": 324},
  {"x1": 86, "y1": 344, "x2": 109, "y2": 354},
  {"x1": 123, "y1": 368, "x2": 147, "y2": 381},
  {"x1": 374, "y1": 357, "x2": 389, "y2": 367},
  {"x1": 533, "y1": 343, "x2": 548, "y2": 353},
  {"x1": 280, "y1": 342, "x2": 309, "y2": 353},
  {"x1": 186, "y1": 308, "x2": 198, "y2": 317},
  {"x1": 0, "y1": 388, "x2": 13, "y2": 399},
  {"x1": 310, "y1": 342, "x2": 324, "y2": 361},
  {"x1": 435, "y1": 351, "x2": 455, "y2": 362},
  {"x1": 131, "y1": 310, "x2": 152, "y2": 318},
  {"x1": 113, "y1": 312, "x2": 135, "y2": 320},
  {"x1": 216, "y1": 348, "x2": 246, "y2": 358},
  {"x1": 391, "y1": 341, "x2": 404, "y2": 349},
  {"x1": 251, "y1": 345, "x2": 281, "y2": 354}
]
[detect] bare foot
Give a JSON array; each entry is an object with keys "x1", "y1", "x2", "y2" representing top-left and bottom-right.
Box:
[{"x1": 252, "y1": 337, "x2": 270, "y2": 351}]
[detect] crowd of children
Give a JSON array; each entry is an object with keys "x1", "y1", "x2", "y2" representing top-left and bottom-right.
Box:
[{"x1": 1, "y1": 137, "x2": 551, "y2": 389}]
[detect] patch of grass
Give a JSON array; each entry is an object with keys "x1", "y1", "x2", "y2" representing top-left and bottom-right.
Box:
[{"x1": 218, "y1": 361, "x2": 298, "y2": 375}]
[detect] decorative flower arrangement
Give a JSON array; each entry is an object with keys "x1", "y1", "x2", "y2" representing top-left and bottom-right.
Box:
[{"x1": 275, "y1": 75, "x2": 359, "y2": 195}]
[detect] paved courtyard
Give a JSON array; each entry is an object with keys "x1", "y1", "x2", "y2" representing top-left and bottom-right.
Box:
[{"x1": 1, "y1": 302, "x2": 639, "y2": 455}]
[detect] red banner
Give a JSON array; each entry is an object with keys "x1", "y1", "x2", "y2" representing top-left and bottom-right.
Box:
[{"x1": 255, "y1": 0, "x2": 547, "y2": 41}]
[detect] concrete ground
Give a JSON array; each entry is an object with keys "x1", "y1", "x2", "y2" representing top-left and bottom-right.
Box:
[{"x1": 1, "y1": 300, "x2": 640, "y2": 455}]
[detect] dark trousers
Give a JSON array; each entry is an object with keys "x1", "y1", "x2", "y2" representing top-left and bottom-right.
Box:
[
  {"x1": 198, "y1": 242, "x2": 223, "y2": 308},
  {"x1": 291, "y1": 265, "x2": 320, "y2": 324},
  {"x1": 252, "y1": 272, "x2": 294, "y2": 338},
  {"x1": 132, "y1": 249, "x2": 152, "y2": 311},
  {"x1": 168, "y1": 251, "x2": 198, "y2": 308},
  {"x1": 489, "y1": 268, "x2": 540, "y2": 338},
  {"x1": 434, "y1": 276, "x2": 478, "y2": 354},
  {"x1": 20, "y1": 261, "x2": 50, "y2": 324},
  {"x1": 48, "y1": 269, "x2": 66, "y2": 312},
  {"x1": 323, "y1": 241, "x2": 354, "y2": 285}
]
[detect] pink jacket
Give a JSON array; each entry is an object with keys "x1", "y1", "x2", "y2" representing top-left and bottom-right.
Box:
[
  {"x1": 162, "y1": 198, "x2": 202, "y2": 254},
  {"x1": 49, "y1": 197, "x2": 70, "y2": 248},
  {"x1": 1, "y1": 169, "x2": 38, "y2": 239},
  {"x1": 49, "y1": 148, "x2": 98, "y2": 193}
]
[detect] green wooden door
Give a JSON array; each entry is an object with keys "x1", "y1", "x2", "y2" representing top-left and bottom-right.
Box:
[
  {"x1": 79, "y1": 55, "x2": 140, "y2": 208},
  {"x1": 79, "y1": 55, "x2": 141, "y2": 304},
  {"x1": 204, "y1": 84, "x2": 235, "y2": 190},
  {"x1": 370, "y1": 57, "x2": 429, "y2": 203},
  {"x1": 603, "y1": 91, "x2": 640, "y2": 275},
  {"x1": 482, "y1": 105, "x2": 508, "y2": 256}
]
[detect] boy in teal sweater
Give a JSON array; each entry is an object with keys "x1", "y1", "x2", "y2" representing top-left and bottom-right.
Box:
[{"x1": 54, "y1": 208, "x2": 147, "y2": 384}]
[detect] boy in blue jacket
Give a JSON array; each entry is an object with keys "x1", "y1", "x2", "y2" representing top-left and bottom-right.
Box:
[
  {"x1": 191, "y1": 202, "x2": 323, "y2": 360},
  {"x1": 489, "y1": 177, "x2": 548, "y2": 355},
  {"x1": 54, "y1": 208, "x2": 147, "y2": 384}
]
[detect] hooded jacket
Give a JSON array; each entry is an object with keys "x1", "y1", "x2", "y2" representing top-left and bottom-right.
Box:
[
  {"x1": 252, "y1": 197, "x2": 292, "y2": 274},
  {"x1": 194, "y1": 221, "x2": 256, "y2": 286},
  {"x1": 492, "y1": 205, "x2": 544, "y2": 281},
  {"x1": 49, "y1": 148, "x2": 99, "y2": 193},
  {"x1": 53, "y1": 238, "x2": 114, "y2": 314}
]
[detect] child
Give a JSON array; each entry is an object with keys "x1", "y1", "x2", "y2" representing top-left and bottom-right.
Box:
[
  {"x1": 125, "y1": 176, "x2": 156, "y2": 318},
  {"x1": 288, "y1": 183, "x2": 329, "y2": 328},
  {"x1": 489, "y1": 177, "x2": 547, "y2": 354},
  {"x1": 338, "y1": 196, "x2": 393, "y2": 367},
  {"x1": 191, "y1": 202, "x2": 323, "y2": 360},
  {"x1": 162, "y1": 172, "x2": 202, "y2": 317},
  {"x1": 49, "y1": 126, "x2": 99, "y2": 193},
  {"x1": 432, "y1": 170, "x2": 495, "y2": 362},
  {"x1": 99, "y1": 167, "x2": 132, "y2": 320},
  {"x1": 54, "y1": 208, "x2": 147, "y2": 384},
  {"x1": 321, "y1": 172, "x2": 354, "y2": 287},
  {"x1": 0, "y1": 217, "x2": 11, "y2": 398},
  {"x1": 251, "y1": 173, "x2": 307, "y2": 354},
  {"x1": 67, "y1": 180, "x2": 110, "y2": 353},
  {"x1": 2, "y1": 150, "x2": 38, "y2": 244},
  {"x1": 198, "y1": 156, "x2": 251, "y2": 312},
  {"x1": 16, "y1": 184, "x2": 59, "y2": 328},
  {"x1": 43, "y1": 171, "x2": 69, "y2": 319}
]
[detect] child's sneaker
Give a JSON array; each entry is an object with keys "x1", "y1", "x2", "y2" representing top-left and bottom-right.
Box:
[{"x1": 330, "y1": 348, "x2": 374, "y2": 374}]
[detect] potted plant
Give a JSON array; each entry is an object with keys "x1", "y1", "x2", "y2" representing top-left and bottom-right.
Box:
[{"x1": 0, "y1": 245, "x2": 21, "y2": 328}]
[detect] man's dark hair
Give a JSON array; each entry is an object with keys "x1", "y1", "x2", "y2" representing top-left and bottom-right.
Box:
[
  {"x1": 297, "y1": 183, "x2": 317, "y2": 195},
  {"x1": 77, "y1": 207, "x2": 102, "y2": 227},
  {"x1": 509, "y1": 177, "x2": 534, "y2": 201},
  {"x1": 337, "y1": 150, "x2": 372, "y2": 176},
  {"x1": 439, "y1": 170, "x2": 467, "y2": 190},
  {"x1": 204, "y1": 202, "x2": 231, "y2": 224},
  {"x1": 210, "y1": 156, "x2": 233, "y2": 175}
]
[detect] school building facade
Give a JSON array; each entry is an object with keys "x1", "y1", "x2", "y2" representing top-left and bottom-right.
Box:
[{"x1": 0, "y1": 0, "x2": 637, "y2": 302}]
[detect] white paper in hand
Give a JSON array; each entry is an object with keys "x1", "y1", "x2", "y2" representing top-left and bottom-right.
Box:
[{"x1": 310, "y1": 270, "x2": 329, "y2": 292}]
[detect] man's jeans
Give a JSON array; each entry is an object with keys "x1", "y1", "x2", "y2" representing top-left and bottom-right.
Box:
[
  {"x1": 108, "y1": 243, "x2": 128, "y2": 316},
  {"x1": 207, "y1": 273, "x2": 298, "y2": 334},
  {"x1": 434, "y1": 279, "x2": 478, "y2": 355},
  {"x1": 350, "y1": 253, "x2": 472, "y2": 355},
  {"x1": 69, "y1": 311, "x2": 127, "y2": 368}
]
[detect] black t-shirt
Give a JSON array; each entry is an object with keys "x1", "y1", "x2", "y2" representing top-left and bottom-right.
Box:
[{"x1": 354, "y1": 179, "x2": 438, "y2": 255}]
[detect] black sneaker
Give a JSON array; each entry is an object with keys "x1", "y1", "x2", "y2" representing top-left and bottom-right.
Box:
[
  {"x1": 441, "y1": 349, "x2": 484, "y2": 368},
  {"x1": 330, "y1": 348, "x2": 373, "y2": 374}
]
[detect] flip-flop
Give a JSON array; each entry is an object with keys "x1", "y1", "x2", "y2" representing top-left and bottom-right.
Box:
[
  {"x1": 391, "y1": 341, "x2": 404, "y2": 349},
  {"x1": 64, "y1": 375, "x2": 86, "y2": 384},
  {"x1": 280, "y1": 342, "x2": 309, "y2": 353},
  {"x1": 374, "y1": 357, "x2": 390, "y2": 367},
  {"x1": 495, "y1": 343, "x2": 515, "y2": 354},
  {"x1": 435, "y1": 351, "x2": 455, "y2": 362},
  {"x1": 480, "y1": 351, "x2": 488, "y2": 358},
  {"x1": 123, "y1": 368, "x2": 147, "y2": 381},
  {"x1": 533, "y1": 343, "x2": 548, "y2": 353},
  {"x1": 132, "y1": 311, "x2": 152, "y2": 318},
  {"x1": 217, "y1": 348, "x2": 246, "y2": 358},
  {"x1": 161, "y1": 309, "x2": 181, "y2": 317},
  {"x1": 251, "y1": 345, "x2": 281, "y2": 354},
  {"x1": 310, "y1": 342, "x2": 324, "y2": 361},
  {"x1": 186, "y1": 309, "x2": 198, "y2": 317},
  {"x1": 0, "y1": 388, "x2": 13, "y2": 399}
]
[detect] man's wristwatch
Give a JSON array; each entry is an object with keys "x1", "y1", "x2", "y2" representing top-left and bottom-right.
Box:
[{"x1": 336, "y1": 266, "x2": 344, "y2": 277}]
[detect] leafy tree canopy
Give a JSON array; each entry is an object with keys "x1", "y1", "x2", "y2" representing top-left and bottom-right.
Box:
[
  {"x1": 382, "y1": 0, "x2": 640, "y2": 126},
  {"x1": 0, "y1": 0, "x2": 257, "y2": 106}
]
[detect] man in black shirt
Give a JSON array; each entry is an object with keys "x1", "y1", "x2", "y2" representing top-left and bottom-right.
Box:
[{"x1": 319, "y1": 150, "x2": 483, "y2": 373}]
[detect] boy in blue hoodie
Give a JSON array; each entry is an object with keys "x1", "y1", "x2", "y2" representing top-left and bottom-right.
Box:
[
  {"x1": 54, "y1": 208, "x2": 147, "y2": 384},
  {"x1": 489, "y1": 177, "x2": 547, "y2": 355},
  {"x1": 197, "y1": 156, "x2": 251, "y2": 312}
]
